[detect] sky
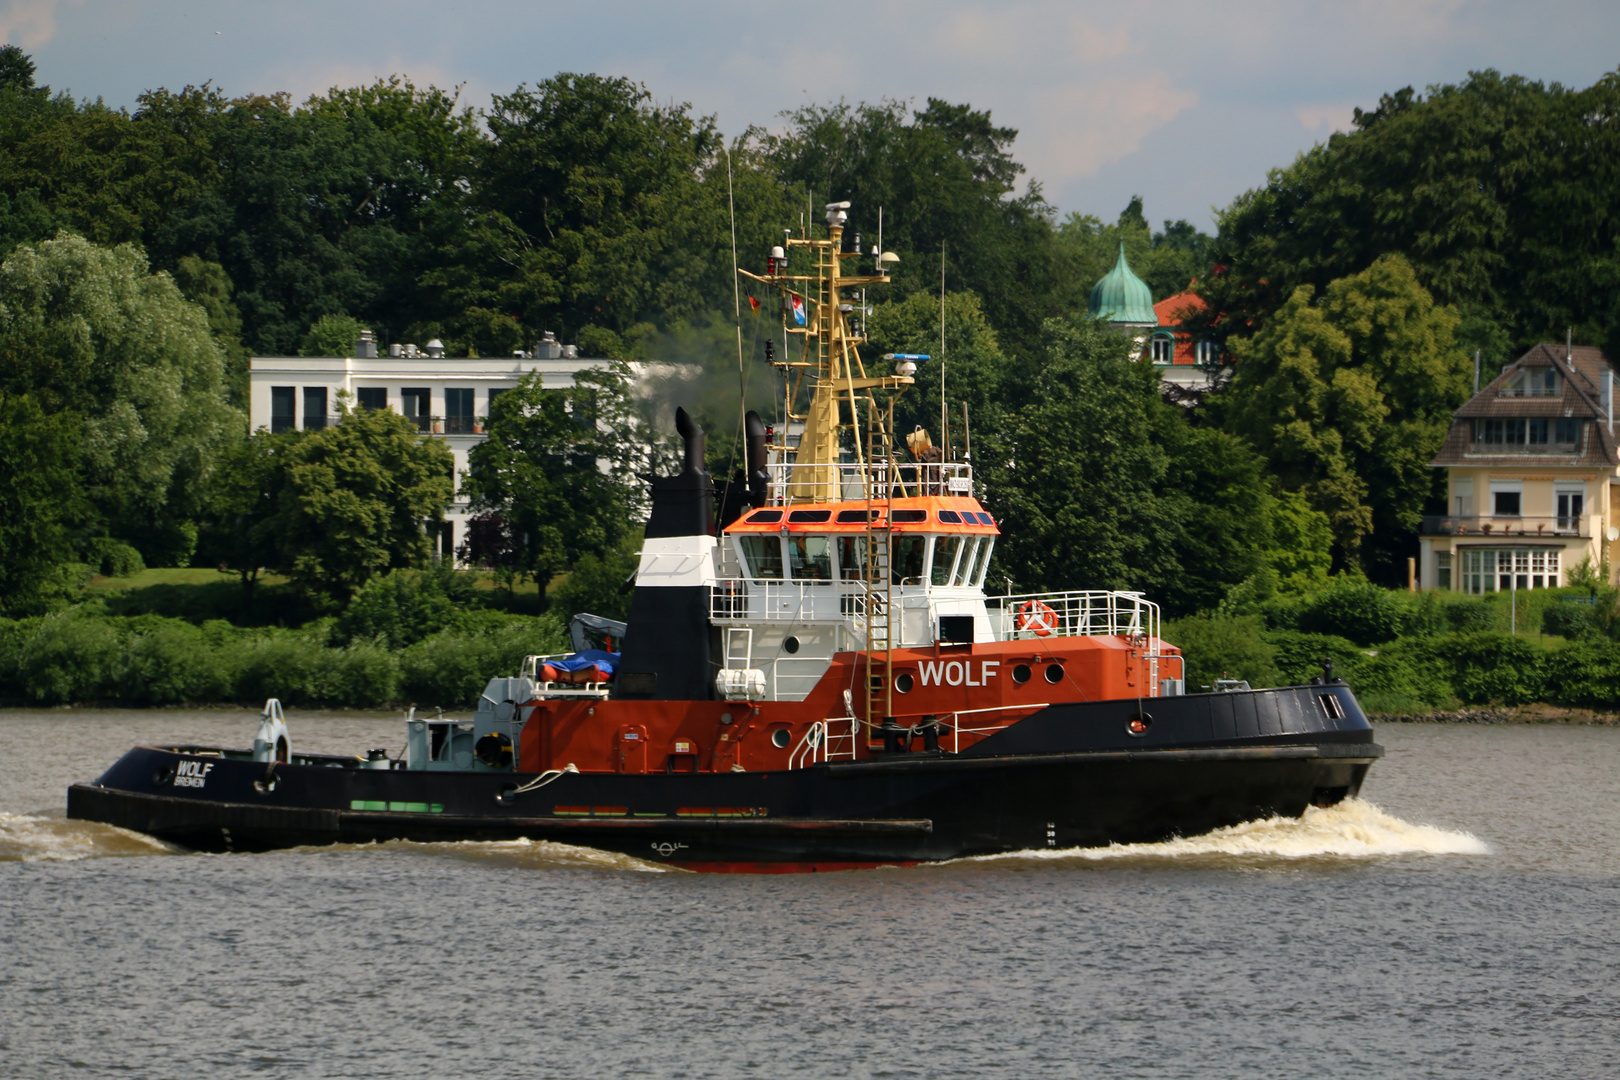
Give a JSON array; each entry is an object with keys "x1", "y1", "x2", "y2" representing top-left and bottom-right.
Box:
[{"x1": 5, "y1": 0, "x2": 1619, "y2": 232}]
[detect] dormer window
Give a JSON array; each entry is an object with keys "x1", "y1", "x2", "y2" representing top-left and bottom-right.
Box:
[
  {"x1": 1149, "y1": 333, "x2": 1174, "y2": 363},
  {"x1": 1501, "y1": 368, "x2": 1559, "y2": 397},
  {"x1": 1473, "y1": 417, "x2": 1581, "y2": 451},
  {"x1": 1195, "y1": 340, "x2": 1220, "y2": 365}
]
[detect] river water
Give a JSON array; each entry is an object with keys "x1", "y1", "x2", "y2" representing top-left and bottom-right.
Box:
[{"x1": 2, "y1": 709, "x2": 1616, "y2": 1079}]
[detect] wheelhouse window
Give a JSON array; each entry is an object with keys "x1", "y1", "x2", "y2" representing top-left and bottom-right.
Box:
[
  {"x1": 891, "y1": 537, "x2": 926, "y2": 583},
  {"x1": 270, "y1": 386, "x2": 295, "y2": 433},
  {"x1": 952, "y1": 538, "x2": 980, "y2": 586},
  {"x1": 737, "y1": 536, "x2": 784, "y2": 579},
  {"x1": 971, "y1": 538, "x2": 995, "y2": 585},
  {"x1": 837, "y1": 536, "x2": 869, "y2": 580},
  {"x1": 930, "y1": 536, "x2": 964, "y2": 586},
  {"x1": 786, "y1": 535, "x2": 832, "y2": 581}
]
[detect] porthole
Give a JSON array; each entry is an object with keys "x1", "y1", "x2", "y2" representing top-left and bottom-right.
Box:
[
  {"x1": 1011, "y1": 664, "x2": 1032, "y2": 685},
  {"x1": 153, "y1": 766, "x2": 174, "y2": 786},
  {"x1": 783, "y1": 635, "x2": 800, "y2": 654},
  {"x1": 770, "y1": 728, "x2": 792, "y2": 749},
  {"x1": 894, "y1": 672, "x2": 915, "y2": 694},
  {"x1": 1044, "y1": 663, "x2": 1064, "y2": 684},
  {"x1": 1125, "y1": 713, "x2": 1152, "y2": 737}
]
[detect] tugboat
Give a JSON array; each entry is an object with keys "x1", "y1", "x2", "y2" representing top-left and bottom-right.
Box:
[{"x1": 69, "y1": 202, "x2": 1382, "y2": 870}]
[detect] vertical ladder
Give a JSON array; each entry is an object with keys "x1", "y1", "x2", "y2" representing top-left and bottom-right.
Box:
[{"x1": 862, "y1": 406, "x2": 895, "y2": 735}]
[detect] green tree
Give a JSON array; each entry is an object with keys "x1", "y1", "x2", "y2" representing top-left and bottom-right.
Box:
[
  {"x1": 269, "y1": 403, "x2": 454, "y2": 602},
  {"x1": 1055, "y1": 198, "x2": 1214, "y2": 303},
  {"x1": 981, "y1": 316, "x2": 1256, "y2": 609},
  {"x1": 461, "y1": 367, "x2": 639, "y2": 594},
  {"x1": 0, "y1": 393, "x2": 85, "y2": 613},
  {"x1": 1221, "y1": 254, "x2": 1469, "y2": 575},
  {"x1": 300, "y1": 312, "x2": 364, "y2": 357},
  {"x1": 1199, "y1": 68, "x2": 1620, "y2": 359},
  {"x1": 763, "y1": 98, "x2": 1063, "y2": 361},
  {"x1": 863, "y1": 289, "x2": 1014, "y2": 445},
  {"x1": 0, "y1": 233, "x2": 243, "y2": 566}
]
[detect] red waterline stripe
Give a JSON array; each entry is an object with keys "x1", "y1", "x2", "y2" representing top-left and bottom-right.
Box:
[{"x1": 671, "y1": 860, "x2": 921, "y2": 875}]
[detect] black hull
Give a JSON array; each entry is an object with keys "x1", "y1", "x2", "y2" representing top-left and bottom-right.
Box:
[{"x1": 68, "y1": 685, "x2": 1382, "y2": 869}]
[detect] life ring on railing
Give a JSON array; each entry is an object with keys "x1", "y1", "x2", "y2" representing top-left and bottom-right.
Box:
[{"x1": 1016, "y1": 600, "x2": 1057, "y2": 637}]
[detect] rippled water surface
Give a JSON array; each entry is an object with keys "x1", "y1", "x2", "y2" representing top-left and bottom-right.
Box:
[{"x1": 3, "y1": 709, "x2": 1618, "y2": 1078}]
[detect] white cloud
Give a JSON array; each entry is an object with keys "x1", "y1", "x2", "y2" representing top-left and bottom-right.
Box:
[{"x1": 0, "y1": 0, "x2": 80, "y2": 48}]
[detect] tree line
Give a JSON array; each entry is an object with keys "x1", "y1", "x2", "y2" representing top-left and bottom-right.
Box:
[{"x1": 3, "y1": 42, "x2": 1618, "y2": 633}]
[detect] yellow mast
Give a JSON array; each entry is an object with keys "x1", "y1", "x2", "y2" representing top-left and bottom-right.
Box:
[{"x1": 739, "y1": 201, "x2": 911, "y2": 502}]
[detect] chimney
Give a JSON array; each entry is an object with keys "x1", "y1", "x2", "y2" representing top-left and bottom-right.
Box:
[
  {"x1": 388, "y1": 343, "x2": 402, "y2": 358},
  {"x1": 561, "y1": 344, "x2": 578, "y2": 359},
  {"x1": 536, "y1": 332, "x2": 561, "y2": 359},
  {"x1": 425, "y1": 339, "x2": 445, "y2": 359},
  {"x1": 355, "y1": 330, "x2": 377, "y2": 359}
]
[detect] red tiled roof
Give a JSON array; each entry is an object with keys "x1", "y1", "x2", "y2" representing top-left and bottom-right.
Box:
[{"x1": 1154, "y1": 291, "x2": 1206, "y2": 327}]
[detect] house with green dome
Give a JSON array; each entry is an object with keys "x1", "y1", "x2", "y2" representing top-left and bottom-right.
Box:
[
  {"x1": 1089, "y1": 242, "x2": 1222, "y2": 393},
  {"x1": 1088, "y1": 242, "x2": 1157, "y2": 328}
]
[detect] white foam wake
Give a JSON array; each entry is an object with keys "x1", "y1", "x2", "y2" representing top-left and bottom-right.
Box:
[
  {"x1": 0, "y1": 812, "x2": 181, "y2": 863},
  {"x1": 968, "y1": 799, "x2": 1488, "y2": 865}
]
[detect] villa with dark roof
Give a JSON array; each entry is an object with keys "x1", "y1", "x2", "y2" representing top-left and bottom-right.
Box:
[{"x1": 1421, "y1": 343, "x2": 1620, "y2": 592}]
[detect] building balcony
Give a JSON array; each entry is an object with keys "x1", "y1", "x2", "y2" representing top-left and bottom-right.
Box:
[{"x1": 1421, "y1": 515, "x2": 1587, "y2": 539}]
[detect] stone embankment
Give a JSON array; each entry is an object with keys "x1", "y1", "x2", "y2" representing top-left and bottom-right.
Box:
[{"x1": 1371, "y1": 704, "x2": 1620, "y2": 726}]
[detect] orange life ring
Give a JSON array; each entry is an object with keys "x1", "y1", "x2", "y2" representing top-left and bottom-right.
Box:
[{"x1": 1016, "y1": 600, "x2": 1057, "y2": 637}]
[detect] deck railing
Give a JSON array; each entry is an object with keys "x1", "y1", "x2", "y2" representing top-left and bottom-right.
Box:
[
  {"x1": 758, "y1": 460, "x2": 974, "y2": 503},
  {"x1": 985, "y1": 590, "x2": 1161, "y2": 644}
]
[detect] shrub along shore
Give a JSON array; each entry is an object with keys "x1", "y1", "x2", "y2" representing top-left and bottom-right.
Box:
[
  {"x1": 0, "y1": 606, "x2": 565, "y2": 710},
  {"x1": 7, "y1": 571, "x2": 1620, "y2": 714}
]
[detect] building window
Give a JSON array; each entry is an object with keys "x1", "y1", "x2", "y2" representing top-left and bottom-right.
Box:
[
  {"x1": 489, "y1": 388, "x2": 507, "y2": 417},
  {"x1": 1435, "y1": 551, "x2": 1452, "y2": 591},
  {"x1": 270, "y1": 386, "x2": 295, "y2": 433},
  {"x1": 1557, "y1": 491, "x2": 1585, "y2": 531},
  {"x1": 1528, "y1": 418, "x2": 1548, "y2": 445},
  {"x1": 401, "y1": 388, "x2": 431, "y2": 432},
  {"x1": 1195, "y1": 340, "x2": 1219, "y2": 365},
  {"x1": 357, "y1": 387, "x2": 387, "y2": 411},
  {"x1": 303, "y1": 386, "x2": 328, "y2": 430},
  {"x1": 1149, "y1": 334, "x2": 1174, "y2": 363},
  {"x1": 445, "y1": 388, "x2": 474, "y2": 434},
  {"x1": 1459, "y1": 548, "x2": 1560, "y2": 593},
  {"x1": 1493, "y1": 490, "x2": 1521, "y2": 517},
  {"x1": 1555, "y1": 418, "x2": 1580, "y2": 444}
]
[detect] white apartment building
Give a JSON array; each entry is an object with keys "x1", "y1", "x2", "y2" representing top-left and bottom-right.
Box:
[{"x1": 248, "y1": 332, "x2": 610, "y2": 556}]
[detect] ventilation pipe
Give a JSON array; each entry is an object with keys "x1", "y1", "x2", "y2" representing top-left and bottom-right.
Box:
[
  {"x1": 744, "y1": 410, "x2": 771, "y2": 507},
  {"x1": 1605, "y1": 369, "x2": 1614, "y2": 435},
  {"x1": 1473, "y1": 350, "x2": 1481, "y2": 394}
]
